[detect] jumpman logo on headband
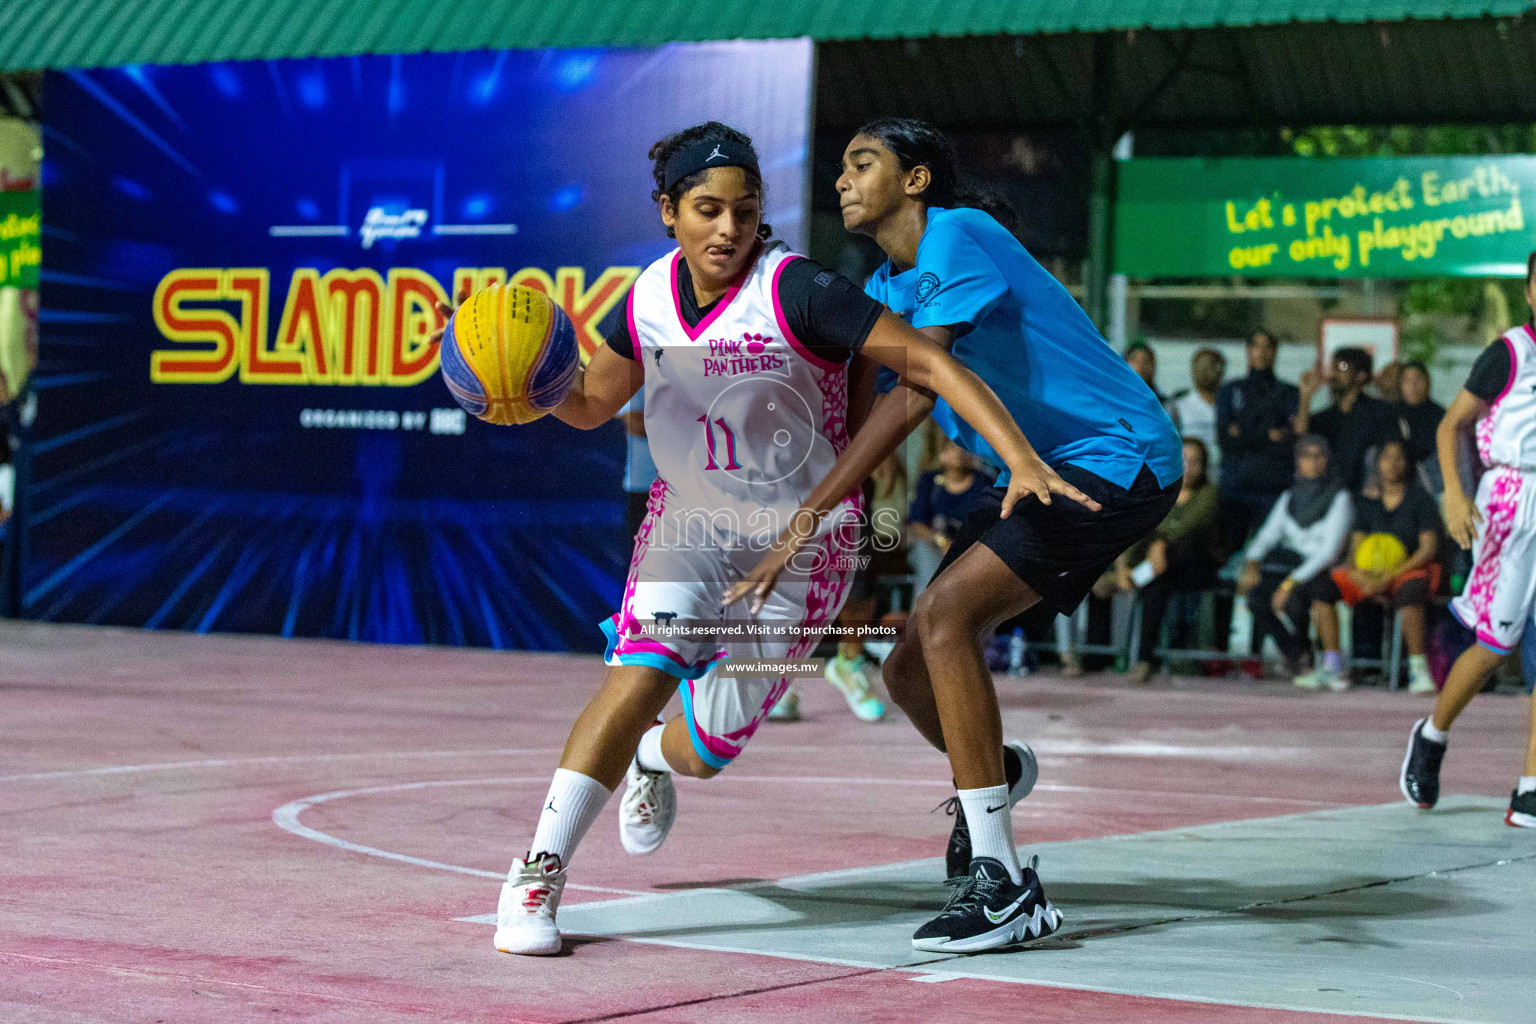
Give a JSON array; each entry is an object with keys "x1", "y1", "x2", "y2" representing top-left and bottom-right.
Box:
[{"x1": 707, "y1": 145, "x2": 726, "y2": 162}]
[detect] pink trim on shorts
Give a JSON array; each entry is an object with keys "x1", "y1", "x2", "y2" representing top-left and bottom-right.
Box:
[
  {"x1": 610, "y1": 477, "x2": 667, "y2": 646},
  {"x1": 668, "y1": 243, "x2": 761, "y2": 342},
  {"x1": 681, "y1": 498, "x2": 865, "y2": 766},
  {"x1": 1475, "y1": 628, "x2": 1513, "y2": 655},
  {"x1": 1463, "y1": 466, "x2": 1523, "y2": 637},
  {"x1": 770, "y1": 255, "x2": 844, "y2": 372}
]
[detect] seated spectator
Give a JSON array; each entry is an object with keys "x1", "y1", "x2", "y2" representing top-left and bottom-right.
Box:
[
  {"x1": 1124, "y1": 342, "x2": 1165, "y2": 403},
  {"x1": 1236, "y1": 435, "x2": 1354, "y2": 679},
  {"x1": 907, "y1": 439, "x2": 993, "y2": 596},
  {"x1": 1125, "y1": 437, "x2": 1223, "y2": 683},
  {"x1": 1293, "y1": 440, "x2": 1441, "y2": 693},
  {"x1": 1296, "y1": 346, "x2": 1398, "y2": 492},
  {"x1": 1167, "y1": 349, "x2": 1225, "y2": 478},
  {"x1": 1395, "y1": 361, "x2": 1446, "y2": 493}
]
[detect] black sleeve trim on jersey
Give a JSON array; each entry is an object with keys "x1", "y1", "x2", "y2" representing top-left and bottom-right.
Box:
[
  {"x1": 776, "y1": 257, "x2": 884, "y2": 356},
  {"x1": 602, "y1": 287, "x2": 637, "y2": 361},
  {"x1": 1464, "y1": 336, "x2": 1513, "y2": 404}
]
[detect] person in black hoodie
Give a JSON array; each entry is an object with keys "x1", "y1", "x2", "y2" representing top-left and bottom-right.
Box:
[
  {"x1": 1395, "y1": 360, "x2": 1446, "y2": 492},
  {"x1": 1216, "y1": 330, "x2": 1300, "y2": 550}
]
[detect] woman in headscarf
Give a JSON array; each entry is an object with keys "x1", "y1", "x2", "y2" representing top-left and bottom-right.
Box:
[{"x1": 1236, "y1": 435, "x2": 1354, "y2": 681}]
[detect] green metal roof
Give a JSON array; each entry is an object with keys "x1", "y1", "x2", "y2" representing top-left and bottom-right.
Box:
[{"x1": 3, "y1": 1, "x2": 1533, "y2": 71}]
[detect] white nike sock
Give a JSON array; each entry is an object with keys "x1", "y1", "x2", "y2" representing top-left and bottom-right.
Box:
[
  {"x1": 1517, "y1": 776, "x2": 1536, "y2": 795},
  {"x1": 1421, "y1": 719, "x2": 1449, "y2": 745},
  {"x1": 636, "y1": 722, "x2": 673, "y2": 774},
  {"x1": 958, "y1": 784, "x2": 1022, "y2": 884},
  {"x1": 525, "y1": 768, "x2": 611, "y2": 870}
]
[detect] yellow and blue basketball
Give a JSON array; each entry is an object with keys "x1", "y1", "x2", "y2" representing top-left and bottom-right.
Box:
[
  {"x1": 1355, "y1": 532, "x2": 1408, "y2": 575},
  {"x1": 439, "y1": 284, "x2": 579, "y2": 426}
]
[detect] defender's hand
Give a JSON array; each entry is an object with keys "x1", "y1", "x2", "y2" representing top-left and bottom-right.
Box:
[
  {"x1": 1000, "y1": 454, "x2": 1100, "y2": 519},
  {"x1": 429, "y1": 285, "x2": 472, "y2": 347}
]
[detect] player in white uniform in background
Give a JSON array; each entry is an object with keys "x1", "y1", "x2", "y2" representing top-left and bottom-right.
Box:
[
  {"x1": 1402, "y1": 251, "x2": 1536, "y2": 829},
  {"x1": 486, "y1": 122, "x2": 1091, "y2": 956}
]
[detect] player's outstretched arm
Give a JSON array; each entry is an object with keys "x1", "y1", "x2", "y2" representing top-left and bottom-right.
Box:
[
  {"x1": 1437, "y1": 388, "x2": 1488, "y2": 549},
  {"x1": 549, "y1": 345, "x2": 644, "y2": 431},
  {"x1": 862, "y1": 311, "x2": 1100, "y2": 518},
  {"x1": 720, "y1": 378, "x2": 934, "y2": 613}
]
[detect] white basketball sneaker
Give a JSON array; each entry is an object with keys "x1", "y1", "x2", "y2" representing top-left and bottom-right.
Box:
[
  {"x1": 494, "y1": 853, "x2": 566, "y2": 956},
  {"x1": 619, "y1": 757, "x2": 676, "y2": 855}
]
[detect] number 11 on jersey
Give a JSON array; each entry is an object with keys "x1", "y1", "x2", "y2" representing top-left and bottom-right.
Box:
[{"x1": 697, "y1": 415, "x2": 743, "y2": 471}]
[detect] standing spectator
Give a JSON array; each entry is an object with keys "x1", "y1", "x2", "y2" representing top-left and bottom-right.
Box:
[
  {"x1": 1125, "y1": 438, "x2": 1223, "y2": 683},
  {"x1": 1294, "y1": 440, "x2": 1442, "y2": 693},
  {"x1": 615, "y1": 392, "x2": 657, "y2": 542},
  {"x1": 1296, "y1": 347, "x2": 1397, "y2": 492},
  {"x1": 1375, "y1": 360, "x2": 1404, "y2": 403},
  {"x1": 1217, "y1": 330, "x2": 1299, "y2": 549},
  {"x1": 1236, "y1": 436, "x2": 1353, "y2": 677},
  {"x1": 907, "y1": 439, "x2": 994, "y2": 596},
  {"x1": 1167, "y1": 349, "x2": 1225, "y2": 476},
  {"x1": 1124, "y1": 342, "x2": 1165, "y2": 402},
  {"x1": 1396, "y1": 361, "x2": 1447, "y2": 492}
]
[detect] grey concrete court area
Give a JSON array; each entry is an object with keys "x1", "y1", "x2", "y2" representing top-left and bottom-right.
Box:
[{"x1": 472, "y1": 796, "x2": 1535, "y2": 1023}]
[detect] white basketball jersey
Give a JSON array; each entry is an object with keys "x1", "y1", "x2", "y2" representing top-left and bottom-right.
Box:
[
  {"x1": 1476, "y1": 324, "x2": 1536, "y2": 472},
  {"x1": 627, "y1": 242, "x2": 854, "y2": 546}
]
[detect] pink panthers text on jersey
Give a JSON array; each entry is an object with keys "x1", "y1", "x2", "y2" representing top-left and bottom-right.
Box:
[
  {"x1": 625, "y1": 242, "x2": 854, "y2": 546},
  {"x1": 1476, "y1": 324, "x2": 1536, "y2": 473}
]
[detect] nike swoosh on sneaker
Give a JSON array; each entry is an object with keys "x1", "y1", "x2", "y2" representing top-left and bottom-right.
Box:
[{"x1": 983, "y1": 890, "x2": 1031, "y2": 924}]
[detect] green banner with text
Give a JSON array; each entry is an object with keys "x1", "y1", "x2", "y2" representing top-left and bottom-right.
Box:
[
  {"x1": 1114, "y1": 156, "x2": 1533, "y2": 279},
  {"x1": 0, "y1": 190, "x2": 40, "y2": 289}
]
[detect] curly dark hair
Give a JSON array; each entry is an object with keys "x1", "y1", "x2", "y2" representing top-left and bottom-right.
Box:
[{"x1": 648, "y1": 121, "x2": 771, "y2": 240}]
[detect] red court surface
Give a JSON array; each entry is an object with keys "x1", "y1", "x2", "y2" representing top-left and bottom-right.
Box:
[{"x1": 3, "y1": 620, "x2": 1532, "y2": 1023}]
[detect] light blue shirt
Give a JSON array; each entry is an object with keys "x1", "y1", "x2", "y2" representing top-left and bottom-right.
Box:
[{"x1": 866, "y1": 207, "x2": 1181, "y2": 491}]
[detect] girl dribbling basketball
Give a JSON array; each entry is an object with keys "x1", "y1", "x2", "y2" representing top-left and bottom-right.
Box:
[{"x1": 480, "y1": 121, "x2": 1083, "y2": 956}]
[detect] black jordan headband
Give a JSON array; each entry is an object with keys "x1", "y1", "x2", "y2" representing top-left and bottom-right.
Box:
[{"x1": 662, "y1": 138, "x2": 760, "y2": 194}]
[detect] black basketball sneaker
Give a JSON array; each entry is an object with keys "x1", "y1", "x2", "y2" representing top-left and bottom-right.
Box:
[
  {"x1": 1507, "y1": 787, "x2": 1536, "y2": 828},
  {"x1": 938, "y1": 740, "x2": 1037, "y2": 879},
  {"x1": 1400, "y1": 718, "x2": 1446, "y2": 809},
  {"x1": 911, "y1": 855, "x2": 1063, "y2": 953}
]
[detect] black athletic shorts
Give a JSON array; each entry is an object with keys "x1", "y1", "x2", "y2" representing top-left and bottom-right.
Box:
[{"x1": 932, "y1": 463, "x2": 1181, "y2": 616}]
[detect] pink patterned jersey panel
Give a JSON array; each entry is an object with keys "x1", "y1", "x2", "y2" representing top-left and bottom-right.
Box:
[
  {"x1": 815, "y1": 363, "x2": 852, "y2": 455},
  {"x1": 613, "y1": 477, "x2": 668, "y2": 641},
  {"x1": 1476, "y1": 407, "x2": 1498, "y2": 468}
]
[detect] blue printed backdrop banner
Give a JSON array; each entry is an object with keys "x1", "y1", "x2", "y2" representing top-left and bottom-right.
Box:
[{"x1": 32, "y1": 41, "x2": 813, "y2": 648}]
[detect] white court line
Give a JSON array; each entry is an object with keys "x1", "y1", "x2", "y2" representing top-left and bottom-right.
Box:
[
  {"x1": 273, "y1": 775, "x2": 1347, "y2": 913},
  {"x1": 270, "y1": 776, "x2": 647, "y2": 897},
  {"x1": 1, "y1": 740, "x2": 1302, "y2": 786},
  {"x1": 0, "y1": 748, "x2": 562, "y2": 784},
  {"x1": 722, "y1": 776, "x2": 1339, "y2": 808}
]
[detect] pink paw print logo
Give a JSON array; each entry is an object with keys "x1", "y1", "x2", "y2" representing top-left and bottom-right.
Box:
[{"x1": 744, "y1": 332, "x2": 772, "y2": 356}]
